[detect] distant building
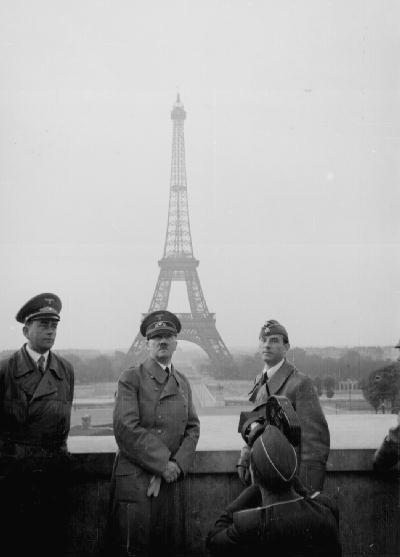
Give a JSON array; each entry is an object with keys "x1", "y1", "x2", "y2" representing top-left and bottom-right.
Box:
[
  {"x1": 304, "y1": 346, "x2": 396, "y2": 361},
  {"x1": 338, "y1": 379, "x2": 359, "y2": 391}
]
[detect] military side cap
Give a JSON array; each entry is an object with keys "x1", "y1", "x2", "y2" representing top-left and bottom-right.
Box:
[
  {"x1": 251, "y1": 425, "x2": 297, "y2": 488},
  {"x1": 16, "y1": 293, "x2": 62, "y2": 324},
  {"x1": 259, "y1": 319, "x2": 289, "y2": 343},
  {"x1": 140, "y1": 310, "x2": 181, "y2": 339}
]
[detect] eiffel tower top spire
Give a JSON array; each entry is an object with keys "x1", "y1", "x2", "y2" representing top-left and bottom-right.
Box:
[{"x1": 163, "y1": 95, "x2": 194, "y2": 258}]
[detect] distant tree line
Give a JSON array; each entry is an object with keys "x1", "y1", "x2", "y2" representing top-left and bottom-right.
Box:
[
  {"x1": 58, "y1": 351, "x2": 127, "y2": 384},
  {"x1": 204, "y1": 347, "x2": 399, "y2": 409},
  {"x1": 207, "y1": 347, "x2": 392, "y2": 384},
  {"x1": 1, "y1": 348, "x2": 398, "y2": 409},
  {"x1": 0, "y1": 349, "x2": 127, "y2": 383},
  {"x1": 312, "y1": 376, "x2": 335, "y2": 398},
  {"x1": 59, "y1": 347, "x2": 400, "y2": 412}
]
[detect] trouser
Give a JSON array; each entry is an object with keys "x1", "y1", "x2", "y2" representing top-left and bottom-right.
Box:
[
  {"x1": 110, "y1": 470, "x2": 187, "y2": 557},
  {"x1": 0, "y1": 455, "x2": 71, "y2": 557}
]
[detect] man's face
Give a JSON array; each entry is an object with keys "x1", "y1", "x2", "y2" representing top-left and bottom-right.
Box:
[
  {"x1": 147, "y1": 333, "x2": 177, "y2": 365},
  {"x1": 259, "y1": 333, "x2": 289, "y2": 367},
  {"x1": 23, "y1": 319, "x2": 58, "y2": 353}
]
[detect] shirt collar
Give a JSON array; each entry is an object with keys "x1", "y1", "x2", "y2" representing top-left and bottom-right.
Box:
[
  {"x1": 25, "y1": 343, "x2": 49, "y2": 368},
  {"x1": 158, "y1": 362, "x2": 172, "y2": 375},
  {"x1": 263, "y1": 358, "x2": 285, "y2": 379}
]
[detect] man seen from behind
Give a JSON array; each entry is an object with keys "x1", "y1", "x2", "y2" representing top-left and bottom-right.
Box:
[{"x1": 208, "y1": 425, "x2": 341, "y2": 557}]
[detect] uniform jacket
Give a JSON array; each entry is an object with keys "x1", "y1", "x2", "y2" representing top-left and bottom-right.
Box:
[
  {"x1": 248, "y1": 360, "x2": 330, "y2": 491},
  {"x1": 0, "y1": 345, "x2": 74, "y2": 452},
  {"x1": 110, "y1": 358, "x2": 200, "y2": 556},
  {"x1": 113, "y1": 357, "x2": 200, "y2": 477},
  {"x1": 207, "y1": 484, "x2": 341, "y2": 557},
  {"x1": 373, "y1": 424, "x2": 400, "y2": 470}
]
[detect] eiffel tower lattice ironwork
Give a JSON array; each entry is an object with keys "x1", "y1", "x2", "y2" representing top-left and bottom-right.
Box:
[{"x1": 126, "y1": 95, "x2": 234, "y2": 367}]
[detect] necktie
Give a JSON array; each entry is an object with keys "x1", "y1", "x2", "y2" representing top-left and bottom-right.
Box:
[
  {"x1": 255, "y1": 371, "x2": 269, "y2": 403},
  {"x1": 165, "y1": 366, "x2": 170, "y2": 376},
  {"x1": 38, "y1": 355, "x2": 45, "y2": 374}
]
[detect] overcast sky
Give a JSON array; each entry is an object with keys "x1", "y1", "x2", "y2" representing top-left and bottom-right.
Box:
[{"x1": 1, "y1": 0, "x2": 399, "y2": 352}]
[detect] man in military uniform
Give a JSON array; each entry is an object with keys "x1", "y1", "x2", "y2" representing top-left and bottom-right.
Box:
[
  {"x1": 0, "y1": 293, "x2": 74, "y2": 556},
  {"x1": 372, "y1": 339, "x2": 400, "y2": 469},
  {"x1": 207, "y1": 425, "x2": 341, "y2": 557},
  {"x1": 110, "y1": 310, "x2": 200, "y2": 557},
  {"x1": 237, "y1": 320, "x2": 330, "y2": 491},
  {"x1": 374, "y1": 338, "x2": 400, "y2": 467},
  {"x1": 373, "y1": 411, "x2": 400, "y2": 470}
]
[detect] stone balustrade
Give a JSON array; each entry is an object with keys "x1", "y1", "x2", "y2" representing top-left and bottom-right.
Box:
[{"x1": 63, "y1": 442, "x2": 400, "y2": 556}]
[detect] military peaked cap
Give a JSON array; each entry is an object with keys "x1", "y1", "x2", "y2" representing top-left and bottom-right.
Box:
[
  {"x1": 140, "y1": 310, "x2": 181, "y2": 339},
  {"x1": 16, "y1": 293, "x2": 62, "y2": 324}
]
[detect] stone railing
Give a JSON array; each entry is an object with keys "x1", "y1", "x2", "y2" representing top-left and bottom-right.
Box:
[{"x1": 64, "y1": 442, "x2": 400, "y2": 556}]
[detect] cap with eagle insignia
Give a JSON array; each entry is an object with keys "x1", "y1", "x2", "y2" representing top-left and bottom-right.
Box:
[
  {"x1": 259, "y1": 319, "x2": 289, "y2": 343},
  {"x1": 140, "y1": 310, "x2": 181, "y2": 339},
  {"x1": 16, "y1": 293, "x2": 62, "y2": 324}
]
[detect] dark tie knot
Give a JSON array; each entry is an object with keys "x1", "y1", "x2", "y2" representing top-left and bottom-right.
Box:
[
  {"x1": 165, "y1": 366, "x2": 170, "y2": 376},
  {"x1": 38, "y1": 355, "x2": 45, "y2": 374}
]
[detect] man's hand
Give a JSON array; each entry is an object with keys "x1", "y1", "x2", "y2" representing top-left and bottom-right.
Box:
[
  {"x1": 147, "y1": 475, "x2": 161, "y2": 497},
  {"x1": 162, "y1": 460, "x2": 181, "y2": 483},
  {"x1": 236, "y1": 445, "x2": 251, "y2": 486}
]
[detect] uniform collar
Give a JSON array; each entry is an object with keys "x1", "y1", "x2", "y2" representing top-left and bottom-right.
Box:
[
  {"x1": 268, "y1": 360, "x2": 296, "y2": 394},
  {"x1": 25, "y1": 344, "x2": 49, "y2": 367},
  {"x1": 158, "y1": 362, "x2": 171, "y2": 374},
  {"x1": 249, "y1": 360, "x2": 296, "y2": 403},
  {"x1": 262, "y1": 358, "x2": 285, "y2": 379},
  {"x1": 14, "y1": 346, "x2": 63, "y2": 380},
  {"x1": 145, "y1": 358, "x2": 181, "y2": 386},
  {"x1": 260, "y1": 495, "x2": 304, "y2": 509}
]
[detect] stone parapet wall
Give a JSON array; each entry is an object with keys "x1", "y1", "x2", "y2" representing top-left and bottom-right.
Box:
[{"x1": 65, "y1": 447, "x2": 400, "y2": 556}]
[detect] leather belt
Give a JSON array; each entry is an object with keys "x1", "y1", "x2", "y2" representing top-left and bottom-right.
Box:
[{"x1": 0, "y1": 439, "x2": 67, "y2": 459}]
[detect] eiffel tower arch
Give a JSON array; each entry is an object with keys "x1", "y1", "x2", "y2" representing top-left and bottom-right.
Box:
[{"x1": 126, "y1": 95, "x2": 234, "y2": 369}]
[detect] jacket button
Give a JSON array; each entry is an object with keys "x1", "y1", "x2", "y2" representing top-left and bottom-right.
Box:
[{"x1": 157, "y1": 429, "x2": 162, "y2": 434}]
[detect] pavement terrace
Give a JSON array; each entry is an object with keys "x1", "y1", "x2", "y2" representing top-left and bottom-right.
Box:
[{"x1": 68, "y1": 413, "x2": 397, "y2": 453}]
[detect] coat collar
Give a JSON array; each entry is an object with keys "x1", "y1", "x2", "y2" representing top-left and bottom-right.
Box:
[
  {"x1": 267, "y1": 359, "x2": 296, "y2": 394},
  {"x1": 14, "y1": 346, "x2": 63, "y2": 380},
  {"x1": 14, "y1": 346, "x2": 36, "y2": 377},
  {"x1": 47, "y1": 351, "x2": 63, "y2": 379},
  {"x1": 249, "y1": 359, "x2": 296, "y2": 403},
  {"x1": 143, "y1": 357, "x2": 169, "y2": 383},
  {"x1": 143, "y1": 358, "x2": 183, "y2": 389}
]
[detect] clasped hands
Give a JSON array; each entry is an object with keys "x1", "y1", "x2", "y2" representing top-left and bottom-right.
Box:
[
  {"x1": 147, "y1": 460, "x2": 181, "y2": 497},
  {"x1": 162, "y1": 460, "x2": 181, "y2": 483}
]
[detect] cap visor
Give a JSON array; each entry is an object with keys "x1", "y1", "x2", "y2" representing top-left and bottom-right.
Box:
[{"x1": 147, "y1": 327, "x2": 176, "y2": 338}]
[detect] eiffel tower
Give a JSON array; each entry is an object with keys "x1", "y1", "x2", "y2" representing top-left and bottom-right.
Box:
[{"x1": 126, "y1": 95, "x2": 234, "y2": 368}]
